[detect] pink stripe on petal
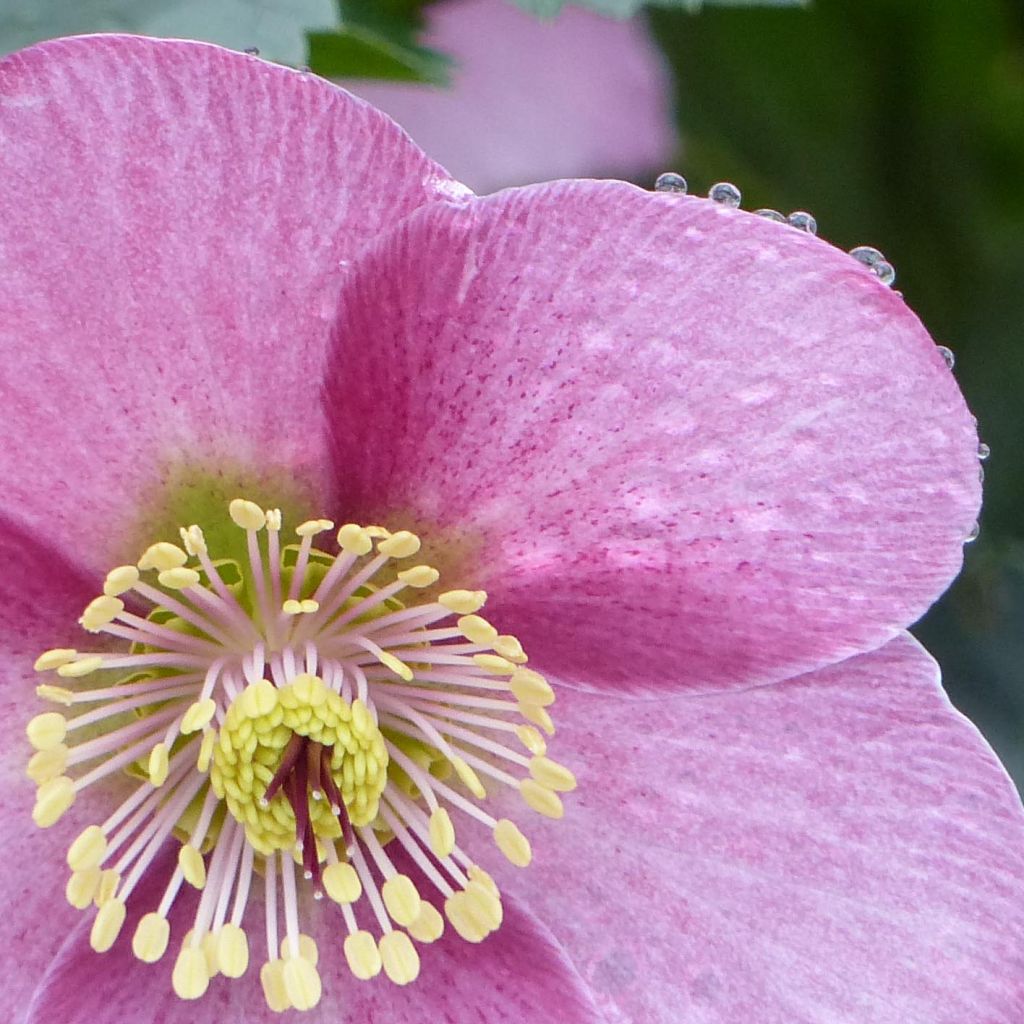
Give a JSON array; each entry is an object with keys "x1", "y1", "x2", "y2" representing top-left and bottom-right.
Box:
[
  {"x1": 0, "y1": 35, "x2": 466, "y2": 573},
  {"x1": 505, "y1": 635, "x2": 1024, "y2": 1023},
  {"x1": 348, "y1": 0, "x2": 673, "y2": 193},
  {"x1": 326, "y1": 179, "x2": 980, "y2": 694}
]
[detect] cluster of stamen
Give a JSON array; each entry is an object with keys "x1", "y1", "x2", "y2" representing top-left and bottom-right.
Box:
[{"x1": 28, "y1": 500, "x2": 575, "y2": 1010}]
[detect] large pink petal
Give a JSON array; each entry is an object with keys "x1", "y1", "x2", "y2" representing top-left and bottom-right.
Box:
[
  {"x1": 0, "y1": 35, "x2": 466, "y2": 574},
  {"x1": 0, "y1": 518, "x2": 133, "y2": 1021},
  {"x1": 23, "y1": 849, "x2": 602, "y2": 1024},
  {"x1": 347, "y1": 0, "x2": 673, "y2": 193},
  {"x1": 325, "y1": 180, "x2": 980, "y2": 694},
  {"x1": 501, "y1": 635, "x2": 1024, "y2": 1023}
]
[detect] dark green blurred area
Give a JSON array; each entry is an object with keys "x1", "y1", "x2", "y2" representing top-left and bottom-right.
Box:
[{"x1": 651, "y1": 0, "x2": 1024, "y2": 788}]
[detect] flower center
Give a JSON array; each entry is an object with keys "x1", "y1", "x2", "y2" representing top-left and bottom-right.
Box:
[{"x1": 28, "y1": 500, "x2": 574, "y2": 1011}]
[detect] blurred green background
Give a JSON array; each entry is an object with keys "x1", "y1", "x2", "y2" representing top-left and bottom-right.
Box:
[{"x1": 2, "y1": 0, "x2": 1021, "y2": 783}]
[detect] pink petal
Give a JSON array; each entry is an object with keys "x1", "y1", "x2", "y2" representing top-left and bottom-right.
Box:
[
  {"x1": 347, "y1": 0, "x2": 673, "y2": 193},
  {"x1": 0, "y1": 35, "x2": 465, "y2": 573},
  {"x1": 24, "y1": 850, "x2": 602, "y2": 1024},
  {"x1": 326, "y1": 180, "x2": 980, "y2": 694},
  {"x1": 504, "y1": 635, "x2": 1024, "y2": 1022},
  {"x1": 0, "y1": 518, "x2": 132, "y2": 1017}
]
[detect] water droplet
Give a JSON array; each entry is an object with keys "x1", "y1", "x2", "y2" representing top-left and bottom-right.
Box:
[
  {"x1": 871, "y1": 260, "x2": 896, "y2": 287},
  {"x1": 243, "y1": 46, "x2": 260, "y2": 56},
  {"x1": 978, "y1": 464, "x2": 985, "y2": 484},
  {"x1": 965, "y1": 521, "x2": 980, "y2": 543},
  {"x1": 709, "y1": 182, "x2": 741, "y2": 208},
  {"x1": 850, "y1": 245, "x2": 885, "y2": 267},
  {"x1": 977, "y1": 442, "x2": 991, "y2": 461},
  {"x1": 936, "y1": 345, "x2": 955, "y2": 370},
  {"x1": 654, "y1": 172, "x2": 688, "y2": 194},
  {"x1": 754, "y1": 209, "x2": 787, "y2": 223},
  {"x1": 787, "y1": 211, "x2": 817, "y2": 234}
]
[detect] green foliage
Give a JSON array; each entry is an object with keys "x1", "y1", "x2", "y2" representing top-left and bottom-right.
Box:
[
  {"x1": 306, "y1": 0, "x2": 451, "y2": 83},
  {"x1": 510, "y1": 0, "x2": 806, "y2": 20}
]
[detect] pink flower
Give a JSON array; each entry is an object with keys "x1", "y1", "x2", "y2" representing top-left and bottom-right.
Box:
[
  {"x1": 346, "y1": 0, "x2": 673, "y2": 192},
  {"x1": 2, "y1": 34, "x2": 1022, "y2": 1024}
]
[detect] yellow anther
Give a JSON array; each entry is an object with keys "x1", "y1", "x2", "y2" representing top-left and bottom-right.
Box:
[
  {"x1": 281, "y1": 599, "x2": 303, "y2": 615},
  {"x1": 291, "y1": 673, "x2": 327, "y2": 707},
  {"x1": 344, "y1": 930, "x2": 382, "y2": 980},
  {"x1": 300, "y1": 598, "x2": 319, "y2": 613},
  {"x1": 467, "y1": 864, "x2": 500, "y2": 899},
  {"x1": 438, "y1": 589, "x2": 487, "y2": 614},
  {"x1": 322, "y1": 861, "x2": 361, "y2": 904},
  {"x1": 280, "y1": 933, "x2": 319, "y2": 965},
  {"x1": 397, "y1": 564, "x2": 440, "y2": 588},
  {"x1": 494, "y1": 634, "x2": 527, "y2": 663},
  {"x1": 451, "y1": 756, "x2": 487, "y2": 799},
  {"x1": 34, "y1": 648, "x2": 77, "y2": 672},
  {"x1": 229, "y1": 498, "x2": 266, "y2": 532},
  {"x1": 197, "y1": 728, "x2": 216, "y2": 773},
  {"x1": 458, "y1": 615, "x2": 498, "y2": 645},
  {"x1": 173, "y1": 946, "x2": 211, "y2": 1000},
  {"x1": 103, "y1": 565, "x2": 140, "y2": 596},
  {"x1": 510, "y1": 668, "x2": 555, "y2": 706},
  {"x1": 494, "y1": 819, "x2": 532, "y2": 867},
  {"x1": 67, "y1": 825, "x2": 107, "y2": 872},
  {"x1": 202, "y1": 930, "x2": 221, "y2": 976},
  {"x1": 518, "y1": 702, "x2": 555, "y2": 736},
  {"x1": 377, "y1": 530, "x2": 420, "y2": 559},
  {"x1": 377, "y1": 649, "x2": 413, "y2": 681},
  {"x1": 138, "y1": 541, "x2": 188, "y2": 571},
  {"x1": 364, "y1": 525, "x2": 391, "y2": 539},
  {"x1": 26, "y1": 745, "x2": 68, "y2": 783},
  {"x1": 265, "y1": 508, "x2": 283, "y2": 531},
  {"x1": 35, "y1": 684, "x2": 75, "y2": 706},
  {"x1": 296, "y1": 518, "x2": 333, "y2": 537},
  {"x1": 148, "y1": 742, "x2": 170, "y2": 786},
  {"x1": 382, "y1": 874, "x2": 422, "y2": 927},
  {"x1": 57, "y1": 655, "x2": 104, "y2": 678},
  {"x1": 65, "y1": 868, "x2": 101, "y2": 909},
  {"x1": 158, "y1": 567, "x2": 201, "y2": 590},
  {"x1": 283, "y1": 955, "x2": 322, "y2": 1010},
  {"x1": 133, "y1": 912, "x2": 171, "y2": 963},
  {"x1": 530, "y1": 755, "x2": 577, "y2": 792},
  {"x1": 240, "y1": 678, "x2": 278, "y2": 718},
  {"x1": 95, "y1": 868, "x2": 120, "y2": 906},
  {"x1": 428, "y1": 806, "x2": 455, "y2": 858},
  {"x1": 465, "y1": 879, "x2": 503, "y2": 930},
  {"x1": 260, "y1": 960, "x2": 291, "y2": 1012},
  {"x1": 179, "y1": 844, "x2": 207, "y2": 889},
  {"x1": 520, "y1": 778, "x2": 565, "y2": 819},
  {"x1": 379, "y1": 930, "x2": 420, "y2": 985},
  {"x1": 218, "y1": 924, "x2": 250, "y2": 978},
  {"x1": 515, "y1": 724, "x2": 547, "y2": 756},
  {"x1": 79, "y1": 595, "x2": 123, "y2": 632},
  {"x1": 90, "y1": 897, "x2": 127, "y2": 953},
  {"x1": 179, "y1": 524, "x2": 208, "y2": 557},
  {"x1": 473, "y1": 653, "x2": 516, "y2": 676},
  {"x1": 337, "y1": 523, "x2": 373, "y2": 556},
  {"x1": 444, "y1": 892, "x2": 488, "y2": 943},
  {"x1": 27, "y1": 712, "x2": 67, "y2": 751},
  {"x1": 407, "y1": 901, "x2": 445, "y2": 944},
  {"x1": 32, "y1": 775, "x2": 76, "y2": 827},
  {"x1": 181, "y1": 698, "x2": 217, "y2": 735}
]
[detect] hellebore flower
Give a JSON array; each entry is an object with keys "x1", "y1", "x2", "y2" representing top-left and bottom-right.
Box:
[
  {"x1": 1, "y1": 34, "x2": 1022, "y2": 1024},
  {"x1": 347, "y1": 0, "x2": 673, "y2": 192}
]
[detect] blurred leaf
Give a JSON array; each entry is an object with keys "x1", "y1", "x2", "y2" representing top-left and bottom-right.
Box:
[
  {"x1": 307, "y1": 0, "x2": 450, "y2": 83},
  {"x1": 0, "y1": 0, "x2": 337, "y2": 65},
  {"x1": 510, "y1": 0, "x2": 806, "y2": 19}
]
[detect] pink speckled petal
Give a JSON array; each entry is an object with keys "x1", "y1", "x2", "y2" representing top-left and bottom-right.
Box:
[
  {"x1": 347, "y1": 0, "x2": 672, "y2": 193},
  {"x1": 24, "y1": 852, "x2": 602, "y2": 1024},
  {"x1": 0, "y1": 35, "x2": 466, "y2": 573},
  {"x1": 0, "y1": 520, "x2": 132, "y2": 1023},
  {"x1": 504, "y1": 635, "x2": 1024, "y2": 1024},
  {"x1": 326, "y1": 180, "x2": 980, "y2": 694}
]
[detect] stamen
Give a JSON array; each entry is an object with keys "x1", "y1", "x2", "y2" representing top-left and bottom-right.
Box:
[{"x1": 28, "y1": 502, "x2": 572, "y2": 1009}]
